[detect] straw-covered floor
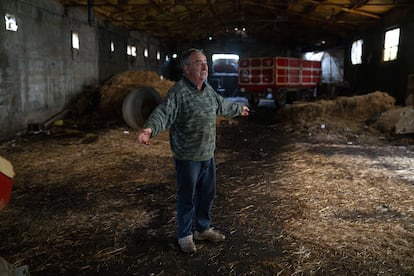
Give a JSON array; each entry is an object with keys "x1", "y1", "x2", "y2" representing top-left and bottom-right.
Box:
[{"x1": 1, "y1": 72, "x2": 413, "y2": 275}]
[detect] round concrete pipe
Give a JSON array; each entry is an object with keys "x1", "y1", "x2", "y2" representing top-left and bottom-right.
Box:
[{"x1": 122, "y1": 86, "x2": 162, "y2": 129}]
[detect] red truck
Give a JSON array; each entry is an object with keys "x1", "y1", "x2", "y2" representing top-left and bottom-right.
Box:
[{"x1": 238, "y1": 57, "x2": 321, "y2": 107}]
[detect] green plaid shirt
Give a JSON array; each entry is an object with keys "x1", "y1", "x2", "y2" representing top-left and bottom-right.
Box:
[{"x1": 144, "y1": 78, "x2": 242, "y2": 161}]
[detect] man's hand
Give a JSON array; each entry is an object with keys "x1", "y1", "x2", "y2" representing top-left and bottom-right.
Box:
[
  {"x1": 241, "y1": 106, "x2": 250, "y2": 116},
  {"x1": 138, "y1": 128, "x2": 152, "y2": 145}
]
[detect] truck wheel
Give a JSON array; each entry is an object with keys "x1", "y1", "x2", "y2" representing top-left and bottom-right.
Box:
[
  {"x1": 248, "y1": 94, "x2": 260, "y2": 106},
  {"x1": 122, "y1": 87, "x2": 162, "y2": 129},
  {"x1": 299, "y1": 89, "x2": 312, "y2": 102},
  {"x1": 273, "y1": 91, "x2": 287, "y2": 108}
]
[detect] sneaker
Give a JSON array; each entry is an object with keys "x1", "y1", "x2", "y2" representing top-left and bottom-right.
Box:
[
  {"x1": 178, "y1": 235, "x2": 197, "y2": 253},
  {"x1": 194, "y1": 228, "x2": 225, "y2": 243}
]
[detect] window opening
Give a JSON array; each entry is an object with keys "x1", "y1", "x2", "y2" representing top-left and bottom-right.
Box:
[
  {"x1": 127, "y1": 44, "x2": 136, "y2": 57},
  {"x1": 351, "y1": 39, "x2": 363, "y2": 65},
  {"x1": 110, "y1": 41, "x2": 115, "y2": 53},
  {"x1": 5, "y1": 14, "x2": 18, "y2": 31},
  {"x1": 303, "y1": 51, "x2": 323, "y2": 61},
  {"x1": 210, "y1": 54, "x2": 239, "y2": 96},
  {"x1": 72, "y1": 32, "x2": 79, "y2": 50},
  {"x1": 211, "y1": 53, "x2": 239, "y2": 74},
  {"x1": 383, "y1": 28, "x2": 400, "y2": 62},
  {"x1": 303, "y1": 51, "x2": 343, "y2": 83}
]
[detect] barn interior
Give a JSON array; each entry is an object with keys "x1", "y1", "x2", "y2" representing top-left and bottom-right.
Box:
[{"x1": 1, "y1": 0, "x2": 414, "y2": 275}]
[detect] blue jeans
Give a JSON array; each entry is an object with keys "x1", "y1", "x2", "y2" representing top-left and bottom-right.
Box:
[{"x1": 174, "y1": 158, "x2": 216, "y2": 239}]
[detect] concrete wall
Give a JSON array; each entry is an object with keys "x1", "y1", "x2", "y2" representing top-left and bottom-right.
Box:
[
  {"x1": 0, "y1": 0, "x2": 164, "y2": 139},
  {"x1": 97, "y1": 27, "x2": 167, "y2": 83}
]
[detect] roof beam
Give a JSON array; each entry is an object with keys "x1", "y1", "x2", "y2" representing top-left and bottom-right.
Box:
[{"x1": 302, "y1": 0, "x2": 381, "y2": 19}]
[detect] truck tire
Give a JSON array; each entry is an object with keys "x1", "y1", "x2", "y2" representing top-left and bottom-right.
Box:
[
  {"x1": 273, "y1": 91, "x2": 287, "y2": 108},
  {"x1": 122, "y1": 87, "x2": 162, "y2": 129},
  {"x1": 299, "y1": 89, "x2": 312, "y2": 102},
  {"x1": 248, "y1": 93, "x2": 260, "y2": 106}
]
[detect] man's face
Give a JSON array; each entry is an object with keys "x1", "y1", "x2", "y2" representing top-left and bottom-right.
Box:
[{"x1": 184, "y1": 51, "x2": 208, "y2": 85}]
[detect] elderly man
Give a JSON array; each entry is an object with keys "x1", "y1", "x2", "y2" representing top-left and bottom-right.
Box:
[{"x1": 138, "y1": 48, "x2": 249, "y2": 253}]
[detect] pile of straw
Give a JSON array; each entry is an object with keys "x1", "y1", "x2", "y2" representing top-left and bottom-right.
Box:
[
  {"x1": 99, "y1": 71, "x2": 175, "y2": 119},
  {"x1": 279, "y1": 91, "x2": 395, "y2": 124},
  {"x1": 275, "y1": 91, "x2": 398, "y2": 143}
]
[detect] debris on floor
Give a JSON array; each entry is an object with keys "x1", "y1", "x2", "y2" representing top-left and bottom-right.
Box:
[{"x1": 1, "y1": 86, "x2": 413, "y2": 274}]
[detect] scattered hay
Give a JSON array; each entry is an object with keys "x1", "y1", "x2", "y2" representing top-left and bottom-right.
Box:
[
  {"x1": 271, "y1": 142, "x2": 414, "y2": 275},
  {"x1": 1, "y1": 100, "x2": 414, "y2": 274}
]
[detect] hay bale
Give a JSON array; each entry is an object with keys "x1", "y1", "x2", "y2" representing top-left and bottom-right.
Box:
[
  {"x1": 373, "y1": 106, "x2": 414, "y2": 135},
  {"x1": 279, "y1": 91, "x2": 396, "y2": 124},
  {"x1": 104, "y1": 71, "x2": 173, "y2": 98},
  {"x1": 99, "y1": 71, "x2": 175, "y2": 119}
]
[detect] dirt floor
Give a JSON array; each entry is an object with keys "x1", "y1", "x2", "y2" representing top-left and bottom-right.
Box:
[{"x1": 1, "y1": 92, "x2": 414, "y2": 275}]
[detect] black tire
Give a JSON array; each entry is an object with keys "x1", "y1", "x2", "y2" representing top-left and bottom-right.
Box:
[
  {"x1": 299, "y1": 89, "x2": 313, "y2": 102},
  {"x1": 122, "y1": 87, "x2": 162, "y2": 129},
  {"x1": 248, "y1": 93, "x2": 260, "y2": 106},
  {"x1": 273, "y1": 91, "x2": 287, "y2": 108}
]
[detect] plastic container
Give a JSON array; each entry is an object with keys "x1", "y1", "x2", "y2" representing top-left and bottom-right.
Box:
[{"x1": 0, "y1": 157, "x2": 15, "y2": 210}]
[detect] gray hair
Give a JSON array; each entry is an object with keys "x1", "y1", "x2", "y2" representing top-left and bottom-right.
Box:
[{"x1": 180, "y1": 48, "x2": 204, "y2": 69}]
